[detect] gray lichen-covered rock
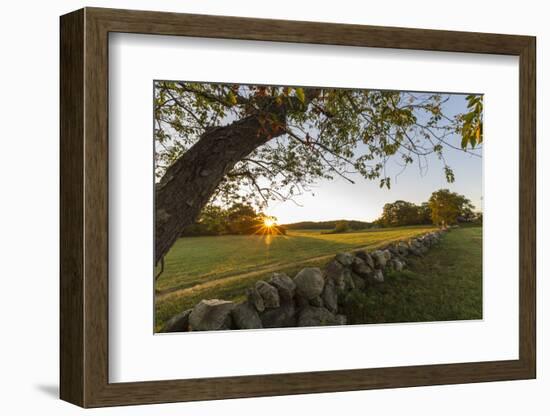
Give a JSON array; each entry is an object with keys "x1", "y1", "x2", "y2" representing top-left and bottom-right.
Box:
[
  {"x1": 372, "y1": 269, "x2": 384, "y2": 283},
  {"x1": 255, "y1": 280, "x2": 280, "y2": 309},
  {"x1": 294, "y1": 294, "x2": 310, "y2": 308},
  {"x1": 321, "y1": 279, "x2": 338, "y2": 313},
  {"x1": 352, "y1": 256, "x2": 373, "y2": 278},
  {"x1": 371, "y1": 250, "x2": 387, "y2": 268},
  {"x1": 294, "y1": 267, "x2": 325, "y2": 300},
  {"x1": 246, "y1": 286, "x2": 265, "y2": 312},
  {"x1": 269, "y1": 273, "x2": 296, "y2": 302},
  {"x1": 260, "y1": 304, "x2": 296, "y2": 328},
  {"x1": 388, "y1": 244, "x2": 400, "y2": 256},
  {"x1": 324, "y1": 260, "x2": 346, "y2": 290},
  {"x1": 397, "y1": 242, "x2": 409, "y2": 256},
  {"x1": 391, "y1": 258, "x2": 404, "y2": 272},
  {"x1": 310, "y1": 296, "x2": 324, "y2": 307},
  {"x1": 231, "y1": 302, "x2": 262, "y2": 329},
  {"x1": 189, "y1": 299, "x2": 235, "y2": 331},
  {"x1": 162, "y1": 309, "x2": 192, "y2": 332},
  {"x1": 297, "y1": 306, "x2": 340, "y2": 327},
  {"x1": 351, "y1": 272, "x2": 366, "y2": 291},
  {"x1": 408, "y1": 245, "x2": 422, "y2": 256},
  {"x1": 177, "y1": 230, "x2": 442, "y2": 332},
  {"x1": 335, "y1": 252, "x2": 354, "y2": 267},
  {"x1": 363, "y1": 252, "x2": 375, "y2": 269},
  {"x1": 342, "y1": 269, "x2": 356, "y2": 292}
]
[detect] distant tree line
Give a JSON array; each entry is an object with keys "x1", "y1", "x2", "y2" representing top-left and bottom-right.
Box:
[
  {"x1": 182, "y1": 203, "x2": 286, "y2": 236},
  {"x1": 181, "y1": 189, "x2": 480, "y2": 237},
  {"x1": 375, "y1": 189, "x2": 481, "y2": 228},
  {"x1": 283, "y1": 220, "x2": 372, "y2": 230}
]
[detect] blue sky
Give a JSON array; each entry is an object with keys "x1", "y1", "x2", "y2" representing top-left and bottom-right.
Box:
[{"x1": 266, "y1": 94, "x2": 483, "y2": 224}]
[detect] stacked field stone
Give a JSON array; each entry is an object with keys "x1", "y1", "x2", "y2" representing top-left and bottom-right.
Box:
[{"x1": 162, "y1": 230, "x2": 445, "y2": 332}]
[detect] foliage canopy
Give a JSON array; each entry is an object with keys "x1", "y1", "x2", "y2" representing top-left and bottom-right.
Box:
[{"x1": 154, "y1": 82, "x2": 483, "y2": 210}]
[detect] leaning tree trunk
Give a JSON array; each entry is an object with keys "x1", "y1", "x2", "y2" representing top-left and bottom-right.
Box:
[{"x1": 155, "y1": 114, "x2": 281, "y2": 265}]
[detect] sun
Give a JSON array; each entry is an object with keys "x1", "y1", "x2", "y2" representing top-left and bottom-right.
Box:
[{"x1": 263, "y1": 218, "x2": 276, "y2": 228}]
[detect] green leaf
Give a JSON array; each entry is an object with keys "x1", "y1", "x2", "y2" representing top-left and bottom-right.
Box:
[
  {"x1": 461, "y1": 135, "x2": 469, "y2": 149},
  {"x1": 227, "y1": 91, "x2": 237, "y2": 105},
  {"x1": 295, "y1": 88, "x2": 305, "y2": 103}
]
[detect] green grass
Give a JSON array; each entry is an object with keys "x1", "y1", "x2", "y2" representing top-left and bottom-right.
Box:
[
  {"x1": 156, "y1": 225, "x2": 437, "y2": 293},
  {"x1": 344, "y1": 226, "x2": 482, "y2": 324},
  {"x1": 154, "y1": 225, "x2": 437, "y2": 330}
]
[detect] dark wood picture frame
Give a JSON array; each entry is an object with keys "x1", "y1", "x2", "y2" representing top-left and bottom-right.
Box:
[{"x1": 60, "y1": 7, "x2": 536, "y2": 408}]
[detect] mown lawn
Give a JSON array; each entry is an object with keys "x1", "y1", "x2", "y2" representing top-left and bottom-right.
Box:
[
  {"x1": 154, "y1": 225, "x2": 438, "y2": 330},
  {"x1": 344, "y1": 226, "x2": 482, "y2": 324},
  {"x1": 156, "y1": 225, "x2": 437, "y2": 293}
]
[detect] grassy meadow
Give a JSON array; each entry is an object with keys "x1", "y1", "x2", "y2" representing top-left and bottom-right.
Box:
[
  {"x1": 343, "y1": 226, "x2": 482, "y2": 325},
  {"x1": 155, "y1": 225, "x2": 482, "y2": 330},
  {"x1": 154, "y1": 224, "x2": 483, "y2": 331}
]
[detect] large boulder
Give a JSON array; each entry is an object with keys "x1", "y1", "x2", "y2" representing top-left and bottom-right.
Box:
[
  {"x1": 391, "y1": 258, "x2": 404, "y2": 272},
  {"x1": 372, "y1": 269, "x2": 384, "y2": 283},
  {"x1": 324, "y1": 260, "x2": 346, "y2": 290},
  {"x1": 354, "y1": 250, "x2": 372, "y2": 264},
  {"x1": 412, "y1": 239, "x2": 420, "y2": 248},
  {"x1": 162, "y1": 309, "x2": 192, "y2": 332},
  {"x1": 354, "y1": 250, "x2": 374, "y2": 269},
  {"x1": 382, "y1": 249, "x2": 392, "y2": 261},
  {"x1": 246, "y1": 286, "x2": 265, "y2": 312},
  {"x1": 260, "y1": 304, "x2": 297, "y2": 328},
  {"x1": 269, "y1": 273, "x2": 296, "y2": 302},
  {"x1": 364, "y1": 253, "x2": 375, "y2": 269},
  {"x1": 408, "y1": 240, "x2": 423, "y2": 256},
  {"x1": 352, "y1": 256, "x2": 373, "y2": 278},
  {"x1": 310, "y1": 296, "x2": 324, "y2": 307},
  {"x1": 342, "y1": 269, "x2": 356, "y2": 292},
  {"x1": 231, "y1": 302, "x2": 263, "y2": 329},
  {"x1": 321, "y1": 279, "x2": 338, "y2": 313},
  {"x1": 297, "y1": 306, "x2": 341, "y2": 327},
  {"x1": 388, "y1": 244, "x2": 400, "y2": 256},
  {"x1": 335, "y1": 252, "x2": 354, "y2": 267},
  {"x1": 255, "y1": 280, "x2": 280, "y2": 309},
  {"x1": 397, "y1": 242, "x2": 409, "y2": 256},
  {"x1": 294, "y1": 267, "x2": 325, "y2": 300},
  {"x1": 371, "y1": 250, "x2": 387, "y2": 268},
  {"x1": 408, "y1": 246, "x2": 422, "y2": 256},
  {"x1": 294, "y1": 294, "x2": 310, "y2": 308},
  {"x1": 188, "y1": 299, "x2": 235, "y2": 331},
  {"x1": 351, "y1": 272, "x2": 366, "y2": 291}
]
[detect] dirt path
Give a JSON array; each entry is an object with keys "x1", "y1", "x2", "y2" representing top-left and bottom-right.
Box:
[
  {"x1": 156, "y1": 251, "x2": 339, "y2": 301},
  {"x1": 156, "y1": 235, "x2": 413, "y2": 302}
]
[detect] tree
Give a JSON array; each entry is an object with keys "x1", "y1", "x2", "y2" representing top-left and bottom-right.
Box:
[
  {"x1": 225, "y1": 203, "x2": 261, "y2": 235},
  {"x1": 378, "y1": 200, "x2": 424, "y2": 227},
  {"x1": 330, "y1": 220, "x2": 351, "y2": 234},
  {"x1": 418, "y1": 202, "x2": 432, "y2": 224},
  {"x1": 182, "y1": 202, "x2": 285, "y2": 236},
  {"x1": 428, "y1": 189, "x2": 475, "y2": 227},
  {"x1": 154, "y1": 83, "x2": 482, "y2": 264}
]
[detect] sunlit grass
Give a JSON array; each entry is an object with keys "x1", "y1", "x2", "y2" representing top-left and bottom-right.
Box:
[
  {"x1": 154, "y1": 224, "x2": 445, "y2": 330},
  {"x1": 155, "y1": 226, "x2": 482, "y2": 330},
  {"x1": 154, "y1": 225, "x2": 436, "y2": 293}
]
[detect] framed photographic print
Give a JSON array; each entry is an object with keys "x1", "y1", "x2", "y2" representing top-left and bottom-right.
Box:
[{"x1": 60, "y1": 7, "x2": 536, "y2": 408}]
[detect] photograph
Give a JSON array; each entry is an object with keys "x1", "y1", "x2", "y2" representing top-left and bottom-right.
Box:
[{"x1": 153, "y1": 81, "x2": 483, "y2": 333}]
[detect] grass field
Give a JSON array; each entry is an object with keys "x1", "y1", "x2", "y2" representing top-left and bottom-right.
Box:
[
  {"x1": 155, "y1": 225, "x2": 446, "y2": 330},
  {"x1": 344, "y1": 226, "x2": 482, "y2": 325},
  {"x1": 155, "y1": 225, "x2": 482, "y2": 330}
]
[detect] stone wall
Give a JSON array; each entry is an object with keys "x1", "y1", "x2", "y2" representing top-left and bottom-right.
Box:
[{"x1": 161, "y1": 230, "x2": 446, "y2": 332}]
